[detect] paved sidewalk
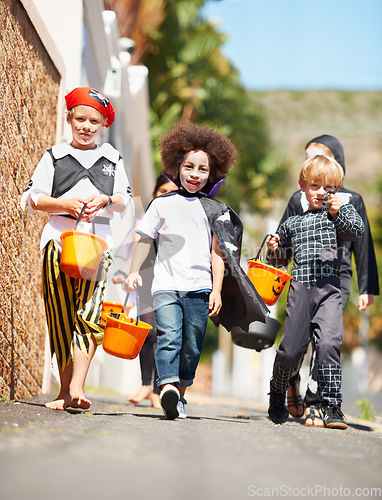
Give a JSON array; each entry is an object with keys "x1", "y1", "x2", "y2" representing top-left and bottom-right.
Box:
[{"x1": 1, "y1": 392, "x2": 381, "y2": 500}]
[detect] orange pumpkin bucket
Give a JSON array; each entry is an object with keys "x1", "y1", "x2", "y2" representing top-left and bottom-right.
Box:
[
  {"x1": 102, "y1": 290, "x2": 153, "y2": 360},
  {"x1": 59, "y1": 204, "x2": 108, "y2": 280},
  {"x1": 103, "y1": 314, "x2": 153, "y2": 359},
  {"x1": 247, "y1": 234, "x2": 292, "y2": 306},
  {"x1": 60, "y1": 230, "x2": 108, "y2": 280},
  {"x1": 100, "y1": 301, "x2": 134, "y2": 325}
]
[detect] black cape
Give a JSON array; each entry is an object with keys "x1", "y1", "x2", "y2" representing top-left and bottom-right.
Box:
[{"x1": 156, "y1": 190, "x2": 269, "y2": 331}]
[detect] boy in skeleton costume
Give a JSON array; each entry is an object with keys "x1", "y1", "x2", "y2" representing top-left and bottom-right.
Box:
[
  {"x1": 279, "y1": 135, "x2": 379, "y2": 426},
  {"x1": 266, "y1": 155, "x2": 364, "y2": 429}
]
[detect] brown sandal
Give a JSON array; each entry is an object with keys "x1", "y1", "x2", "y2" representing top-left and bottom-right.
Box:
[
  {"x1": 304, "y1": 405, "x2": 324, "y2": 427},
  {"x1": 287, "y1": 376, "x2": 304, "y2": 418}
]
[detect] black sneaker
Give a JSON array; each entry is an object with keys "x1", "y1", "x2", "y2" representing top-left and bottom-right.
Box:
[
  {"x1": 268, "y1": 389, "x2": 289, "y2": 424},
  {"x1": 321, "y1": 404, "x2": 348, "y2": 429},
  {"x1": 160, "y1": 386, "x2": 180, "y2": 420}
]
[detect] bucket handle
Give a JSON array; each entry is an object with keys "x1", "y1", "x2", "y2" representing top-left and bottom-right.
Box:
[
  {"x1": 250, "y1": 233, "x2": 285, "y2": 268},
  {"x1": 110, "y1": 286, "x2": 140, "y2": 325},
  {"x1": 74, "y1": 203, "x2": 88, "y2": 230},
  {"x1": 73, "y1": 203, "x2": 103, "y2": 235},
  {"x1": 134, "y1": 287, "x2": 140, "y2": 326},
  {"x1": 252, "y1": 233, "x2": 271, "y2": 262}
]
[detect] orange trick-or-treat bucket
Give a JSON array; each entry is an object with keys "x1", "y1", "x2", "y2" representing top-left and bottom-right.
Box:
[
  {"x1": 100, "y1": 302, "x2": 134, "y2": 325},
  {"x1": 247, "y1": 260, "x2": 291, "y2": 306},
  {"x1": 60, "y1": 230, "x2": 108, "y2": 281},
  {"x1": 247, "y1": 233, "x2": 291, "y2": 306},
  {"x1": 103, "y1": 313, "x2": 153, "y2": 360}
]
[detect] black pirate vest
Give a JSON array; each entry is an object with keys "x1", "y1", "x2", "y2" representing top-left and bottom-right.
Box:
[{"x1": 48, "y1": 149, "x2": 120, "y2": 198}]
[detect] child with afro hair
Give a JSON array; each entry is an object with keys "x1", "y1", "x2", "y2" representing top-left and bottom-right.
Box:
[
  {"x1": 159, "y1": 122, "x2": 237, "y2": 194},
  {"x1": 124, "y1": 123, "x2": 268, "y2": 419}
]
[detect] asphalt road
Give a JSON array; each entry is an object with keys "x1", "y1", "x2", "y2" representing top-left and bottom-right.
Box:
[{"x1": 0, "y1": 392, "x2": 381, "y2": 500}]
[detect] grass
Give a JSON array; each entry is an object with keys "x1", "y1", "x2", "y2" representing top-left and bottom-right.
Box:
[
  {"x1": 1, "y1": 395, "x2": 14, "y2": 403},
  {"x1": 353, "y1": 398, "x2": 377, "y2": 422}
]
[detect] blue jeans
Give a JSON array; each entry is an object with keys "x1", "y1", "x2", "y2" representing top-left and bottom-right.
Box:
[{"x1": 153, "y1": 291, "x2": 209, "y2": 388}]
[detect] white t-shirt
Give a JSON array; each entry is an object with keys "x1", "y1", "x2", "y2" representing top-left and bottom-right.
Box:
[
  {"x1": 20, "y1": 143, "x2": 132, "y2": 251},
  {"x1": 136, "y1": 193, "x2": 213, "y2": 294}
]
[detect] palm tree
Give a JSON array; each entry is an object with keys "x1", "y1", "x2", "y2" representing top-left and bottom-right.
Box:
[{"x1": 105, "y1": 0, "x2": 289, "y2": 213}]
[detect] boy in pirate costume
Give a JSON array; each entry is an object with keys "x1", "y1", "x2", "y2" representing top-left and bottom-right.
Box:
[
  {"x1": 266, "y1": 155, "x2": 364, "y2": 429},
  {"x1": 124, "y1": 123, "x2": 268, "y2": 419},
  {"x1": 21, "y1": 87, "x2": 131, "y2": 410}
]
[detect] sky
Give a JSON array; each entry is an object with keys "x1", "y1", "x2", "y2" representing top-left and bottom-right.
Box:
[{"x1": 201, "y1": 0, "x2": 382, "y2": 91}]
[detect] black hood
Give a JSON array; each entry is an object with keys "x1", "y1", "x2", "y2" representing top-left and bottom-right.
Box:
[{"x1": 306, "y1": 134, "x2": 345, "y2": 174}]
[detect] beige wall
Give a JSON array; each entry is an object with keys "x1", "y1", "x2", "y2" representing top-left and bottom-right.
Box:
[{"x1": 0, "y1": 0, "x2": 61, "y2": 399}]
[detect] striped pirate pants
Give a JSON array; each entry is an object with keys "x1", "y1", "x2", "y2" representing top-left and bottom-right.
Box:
[{"x1": 42, "y1": 240, "x2": 111, "y2": 370}]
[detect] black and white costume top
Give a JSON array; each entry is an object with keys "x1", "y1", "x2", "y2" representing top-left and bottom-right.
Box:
[
  {"x1": 279, "y1": 188, "x2": 379, "y2": 295},
  {"x1": 270, "y1": 205, "x2": 364, "y2": 288},
  {"x1": 21, "y1": 143, "x2": 132, "y2": 251}
]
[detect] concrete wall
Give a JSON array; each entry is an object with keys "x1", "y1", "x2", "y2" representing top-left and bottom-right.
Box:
[{"x1": 0, "y1": 0, "x2": 63, "y2": 399}]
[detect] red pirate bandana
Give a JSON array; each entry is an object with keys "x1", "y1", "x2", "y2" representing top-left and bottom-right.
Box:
[{"x1": 65, "y1": 87, "x2": 115, "y2": 128}]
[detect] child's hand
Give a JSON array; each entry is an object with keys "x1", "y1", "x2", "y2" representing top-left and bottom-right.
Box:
[
  {"x1": 266, "y1": 234, "x2": 280, "y2": 251},
  {"x1": 63, "y1": 198, "x2": 89, "y2": 219},
  {"x1": 327, "y1": 194, "x2": 341, "y2": 217},
  {"x1": 208, "y1": 291, "x2": 222, "y2": 317},
  {"x1": 112, "y1": 271, "x2": 128, "y2": 284},
  {"x1": 123, "y1": 273, "x2": 142, "y2": 293},
  {"x1": 358, "y1": 293, "x2": 374, "y2": 311},
  {"x1": 84, "y1": 194, "x2": 111, "y2": 220}
]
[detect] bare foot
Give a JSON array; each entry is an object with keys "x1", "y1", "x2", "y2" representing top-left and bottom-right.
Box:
[
  {"x1": 68, "y1": 388, "x2": 92, "y2": 409},
  {"x1": 149, "y1": 393, "x2": 161, "y2": 409},
  {"x1": 128, "y1": 385, "x2": 153, "y2": 404},
  {"x1": 68, "y1": 396, "x2": 92, "y2": 410},
  {"x1": 45, "y1": 393, "x2": 70, "y2": 411}
]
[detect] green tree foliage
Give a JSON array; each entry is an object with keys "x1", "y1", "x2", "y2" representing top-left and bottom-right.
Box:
[
  {"x1": 144, "y1": 0, "x2": 289, "y2": 213},
  {"x1": 365, "y1": 172, "x2": 382, "y2": 350}
]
